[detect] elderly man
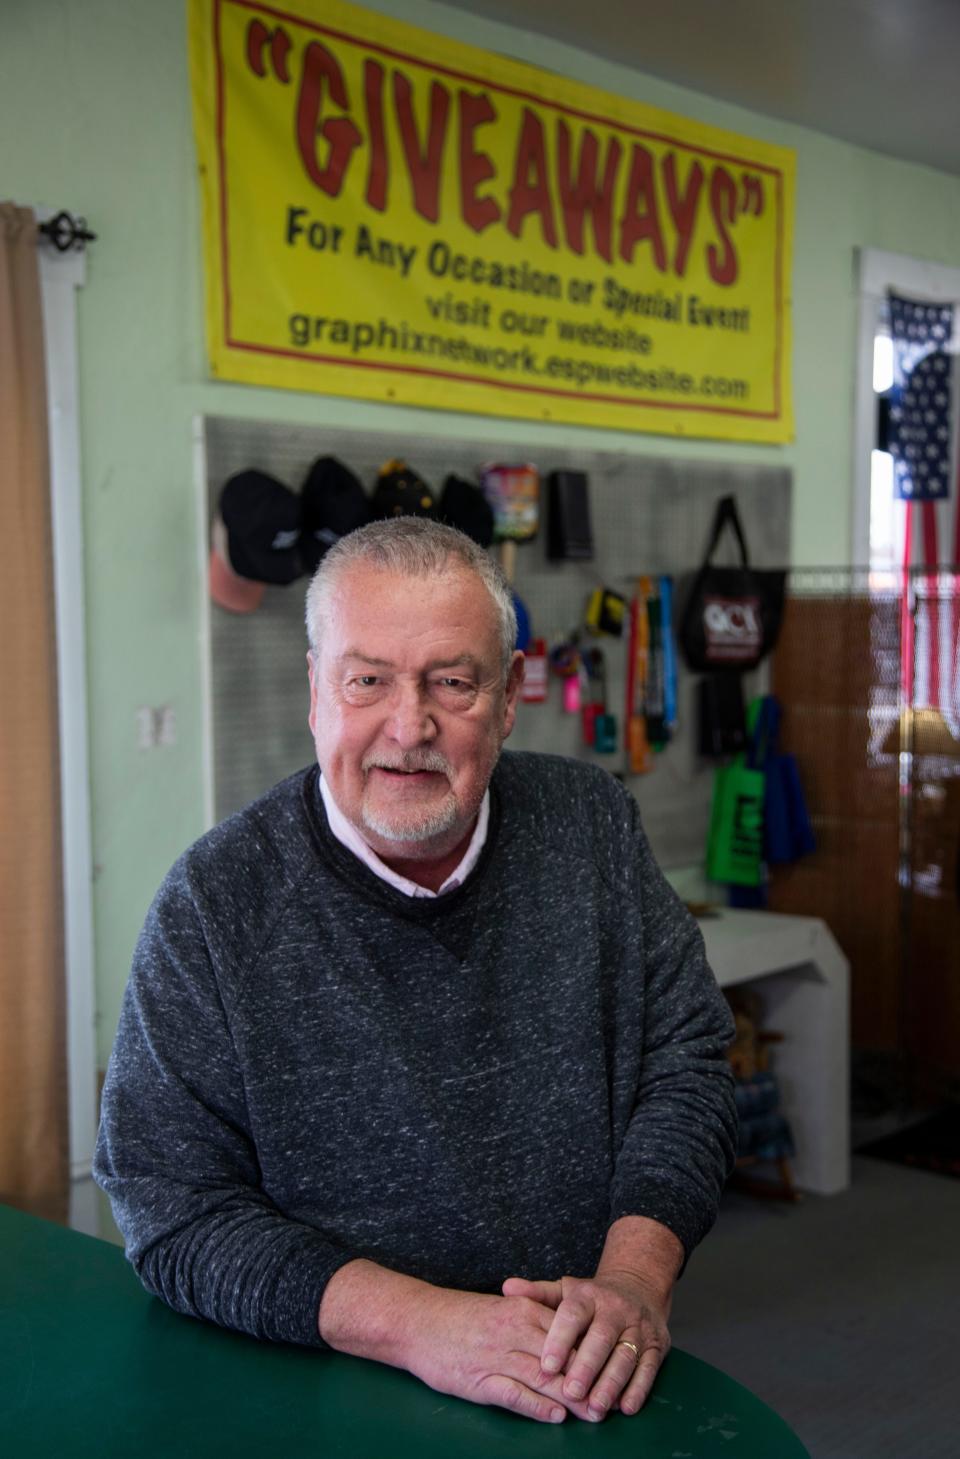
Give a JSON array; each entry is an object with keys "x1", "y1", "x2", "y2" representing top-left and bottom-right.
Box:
[{"x1": 95, "y1": 517, "x2": 736, "y2": 1427}]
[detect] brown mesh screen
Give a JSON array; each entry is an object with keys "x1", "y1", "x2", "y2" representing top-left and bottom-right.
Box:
[
  {"x1": 769, "y1": 576, "x2": 960, "y2": 1088},
  {"x1": 769, "y1": 591, "x2": 901, "y2": 1052}
]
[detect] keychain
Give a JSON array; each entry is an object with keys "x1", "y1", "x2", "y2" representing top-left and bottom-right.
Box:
[
  {"x1": 521, "y1": 637, "x2": 549, "y2": 703},
  {"x1": 583, "y1": 646, "x2": 617, "y2": 752},
  {"x1": 581, "y1": 647, "x2": 603, "y2": 745},
  {"x1": 549, "y1": 638, "x2": 582, "y2": 713}
]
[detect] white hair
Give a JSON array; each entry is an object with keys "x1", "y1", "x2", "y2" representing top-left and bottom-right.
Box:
[{"x1": 305, "y1": 517, "x2": 517, "y2": 677}]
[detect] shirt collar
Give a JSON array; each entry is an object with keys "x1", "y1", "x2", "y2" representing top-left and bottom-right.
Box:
[{"x1": 319, "y1": 774, "x2": 490, "y2": 898}]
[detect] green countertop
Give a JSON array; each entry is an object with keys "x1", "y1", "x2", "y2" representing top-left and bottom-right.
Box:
[{"x1": 0, "y1": 1203, "x2": 809, "y2": 1458}]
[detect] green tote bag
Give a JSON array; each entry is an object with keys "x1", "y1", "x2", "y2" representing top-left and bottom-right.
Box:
[{"x1": 706, "y1": 759, "x2": 765, "y2": 885}]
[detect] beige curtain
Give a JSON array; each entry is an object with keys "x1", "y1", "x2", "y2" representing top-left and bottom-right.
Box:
[{"x1": 0, "y1": 202, "x2": 68, "y2": 1223}]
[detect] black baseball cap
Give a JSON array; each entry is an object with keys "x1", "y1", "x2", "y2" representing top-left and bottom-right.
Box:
[
  {"x1": 219, "y1": 470, "x2": 302, "y2": 585},
  {"x1": 439, "y1": 474, "x2": 495, "y2": 547},
  {"x1": 300, "y1": 456, "x2": 370, "y2": 574}
]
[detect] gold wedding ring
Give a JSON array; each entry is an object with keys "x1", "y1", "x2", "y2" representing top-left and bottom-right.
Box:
[{"x1": 617, "y1": 1340, "x2": 640, "y2": 1362}]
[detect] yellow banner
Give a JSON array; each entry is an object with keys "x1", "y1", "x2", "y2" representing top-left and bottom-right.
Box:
[{"x1": 188, "y1": 0, "x2": 795, "y2": 441}]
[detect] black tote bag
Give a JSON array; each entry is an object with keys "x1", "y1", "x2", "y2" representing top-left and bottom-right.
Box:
[{"x1": 679, "y1": 496, "x2": 787, "y2": 672}]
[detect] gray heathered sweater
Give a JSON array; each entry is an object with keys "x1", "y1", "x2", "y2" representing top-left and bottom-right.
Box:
[{"x1": 94, "y1": 751, "x2": 736, "y2": 1349}]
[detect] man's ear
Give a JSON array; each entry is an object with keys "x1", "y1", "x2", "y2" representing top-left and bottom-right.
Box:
[{"x1": 502, "y1": 651, "x2": 525, "y2": 738}]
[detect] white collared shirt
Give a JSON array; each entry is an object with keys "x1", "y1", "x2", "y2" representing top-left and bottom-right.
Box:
[{"x1": 319, "y1": 775, "x2": 490, "y2": 898}]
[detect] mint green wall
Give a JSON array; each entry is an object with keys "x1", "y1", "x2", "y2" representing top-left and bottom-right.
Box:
[{"x1": 4, "y1": 0, "x2": 960, "y2": 1061}]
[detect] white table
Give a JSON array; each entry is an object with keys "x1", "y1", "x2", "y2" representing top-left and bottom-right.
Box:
[{"x1": 700, "y1": 909, "x2": 850, "y2": 1195}]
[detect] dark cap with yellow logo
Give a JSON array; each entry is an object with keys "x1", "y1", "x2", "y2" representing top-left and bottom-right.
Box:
[{"x1": 370, "y1": 459, "x2": 437, "y2": 521}]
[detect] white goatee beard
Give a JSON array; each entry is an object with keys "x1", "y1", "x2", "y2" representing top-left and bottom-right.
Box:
[
  {"x1": 360, "y1": 750, "x2": 459, "y2": 844},
  {"x1": 360, "y1": 794, "x2": 460, "y2": 844}
]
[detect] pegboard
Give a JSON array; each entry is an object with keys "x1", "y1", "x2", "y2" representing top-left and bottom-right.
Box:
[{"x1": 204, "y1": 416, "x2": 791, "y2": 868}]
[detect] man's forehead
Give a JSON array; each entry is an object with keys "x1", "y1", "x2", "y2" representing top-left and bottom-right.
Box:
[{"x1": 322, "y1": 563, "x2": 502, "y2": 661}]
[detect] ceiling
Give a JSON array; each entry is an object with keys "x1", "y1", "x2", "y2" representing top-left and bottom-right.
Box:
[{"x1": 440, "y1": 0, "x2": 960, "y2": 177}]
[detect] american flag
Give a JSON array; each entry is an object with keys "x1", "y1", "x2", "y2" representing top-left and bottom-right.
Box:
[
  {"x1": 888, "y1": 294, "x2": 953, "y2": 502},
  {"x1": 887, "y1": 293, "x2": 960, "y2": 732}
]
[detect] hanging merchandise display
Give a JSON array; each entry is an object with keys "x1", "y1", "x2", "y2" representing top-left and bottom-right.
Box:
[
  {"x1": 659, "y1": 575, "x2": 678, "y2": 735},
  {"x1": 582, "y1": 647, "x2": 617, "y2": 753},
  {"x1": 480, "y1": 462, "x2": 539, "y2": 583},
  {"x1": 697, "y1": 673, "x2": 747, "y2": 758},
  {"x1": 549, "y1": 638, "x2": 582, "y2": 713},
  {"x1": 626, "y1": 580, "x2": 652, "y2": 773},
  {"x1": 218, "y1": 470, "x2": 303, "y2": 584},
  {"x1": 585, "y1": 587, "x2": 627, "y2": 637},
  {"x1": 211, "y1": 454, "x2": 381, "y2": 611},
  {"x1": 299, "y1": 456, "x2": 370, "y2": 572},
  {"x1": 546, "y1": 470, "x2": 594, "y2": 561},
  {"x1": 581, "y1": 647, "x2": 602, "y2": 746},
  {"x1": 705, "y1": 751, "x2": 765, "y2": 887},
  {"x1": 645, "y1": 590, "x2": 668, "y2": 749},
  {"x1": 438, "y1": 474, "x2": 495, "y2": 547},
  {"x1": 520, "y1": 638, "x2": 549, "y2": 704},
  {"x1": 705, "y1": 695, "x2": 815, "y2": 890},
  {"x1": 626, "y1": 577, "x2": 677, "y2": 770},
  {"x1": 209, "y1": 514, "x2": 265, "y2": 615},
  {"x1": 745, "y1": 697, "x2": 816, "y2": 865},
  {"x1": 371, "y1": 459, "x2": 437, "y2": 519},
  {"x1": 594, "y1": 705, "x2": 617, "y2": 755},
  {"x1": 209, "y1": 469, "x2": 306, "y2": 613},
  {"x1": 679, "y1": 495, "x2": 786, "y2": 672}
]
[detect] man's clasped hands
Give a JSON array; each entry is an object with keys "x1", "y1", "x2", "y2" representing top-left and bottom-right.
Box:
[
  {"x1": 318, "y1": 1219, "x2": 679, "y2": 1428},
  {"x1": 419, "y1": 1267, "x2": 673, "y2": 1425}
]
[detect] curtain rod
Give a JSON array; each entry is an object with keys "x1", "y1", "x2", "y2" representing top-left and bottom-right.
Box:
[{"x1": 38, "y1": 210, "x2": 96, "y2": 253}]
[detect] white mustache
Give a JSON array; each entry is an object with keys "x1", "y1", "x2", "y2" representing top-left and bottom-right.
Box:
[{"x1": 362, "y1": 751, "x2": 452, "y2": 778}]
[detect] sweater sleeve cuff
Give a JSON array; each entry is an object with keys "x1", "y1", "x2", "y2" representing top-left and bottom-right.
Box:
[
  {"x1": 609, "y1": 1178, "x2": 718, "y2": 1273},
  {"x1": 266, "y1": 1237, "x2": 361, "y2": 1348}
]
